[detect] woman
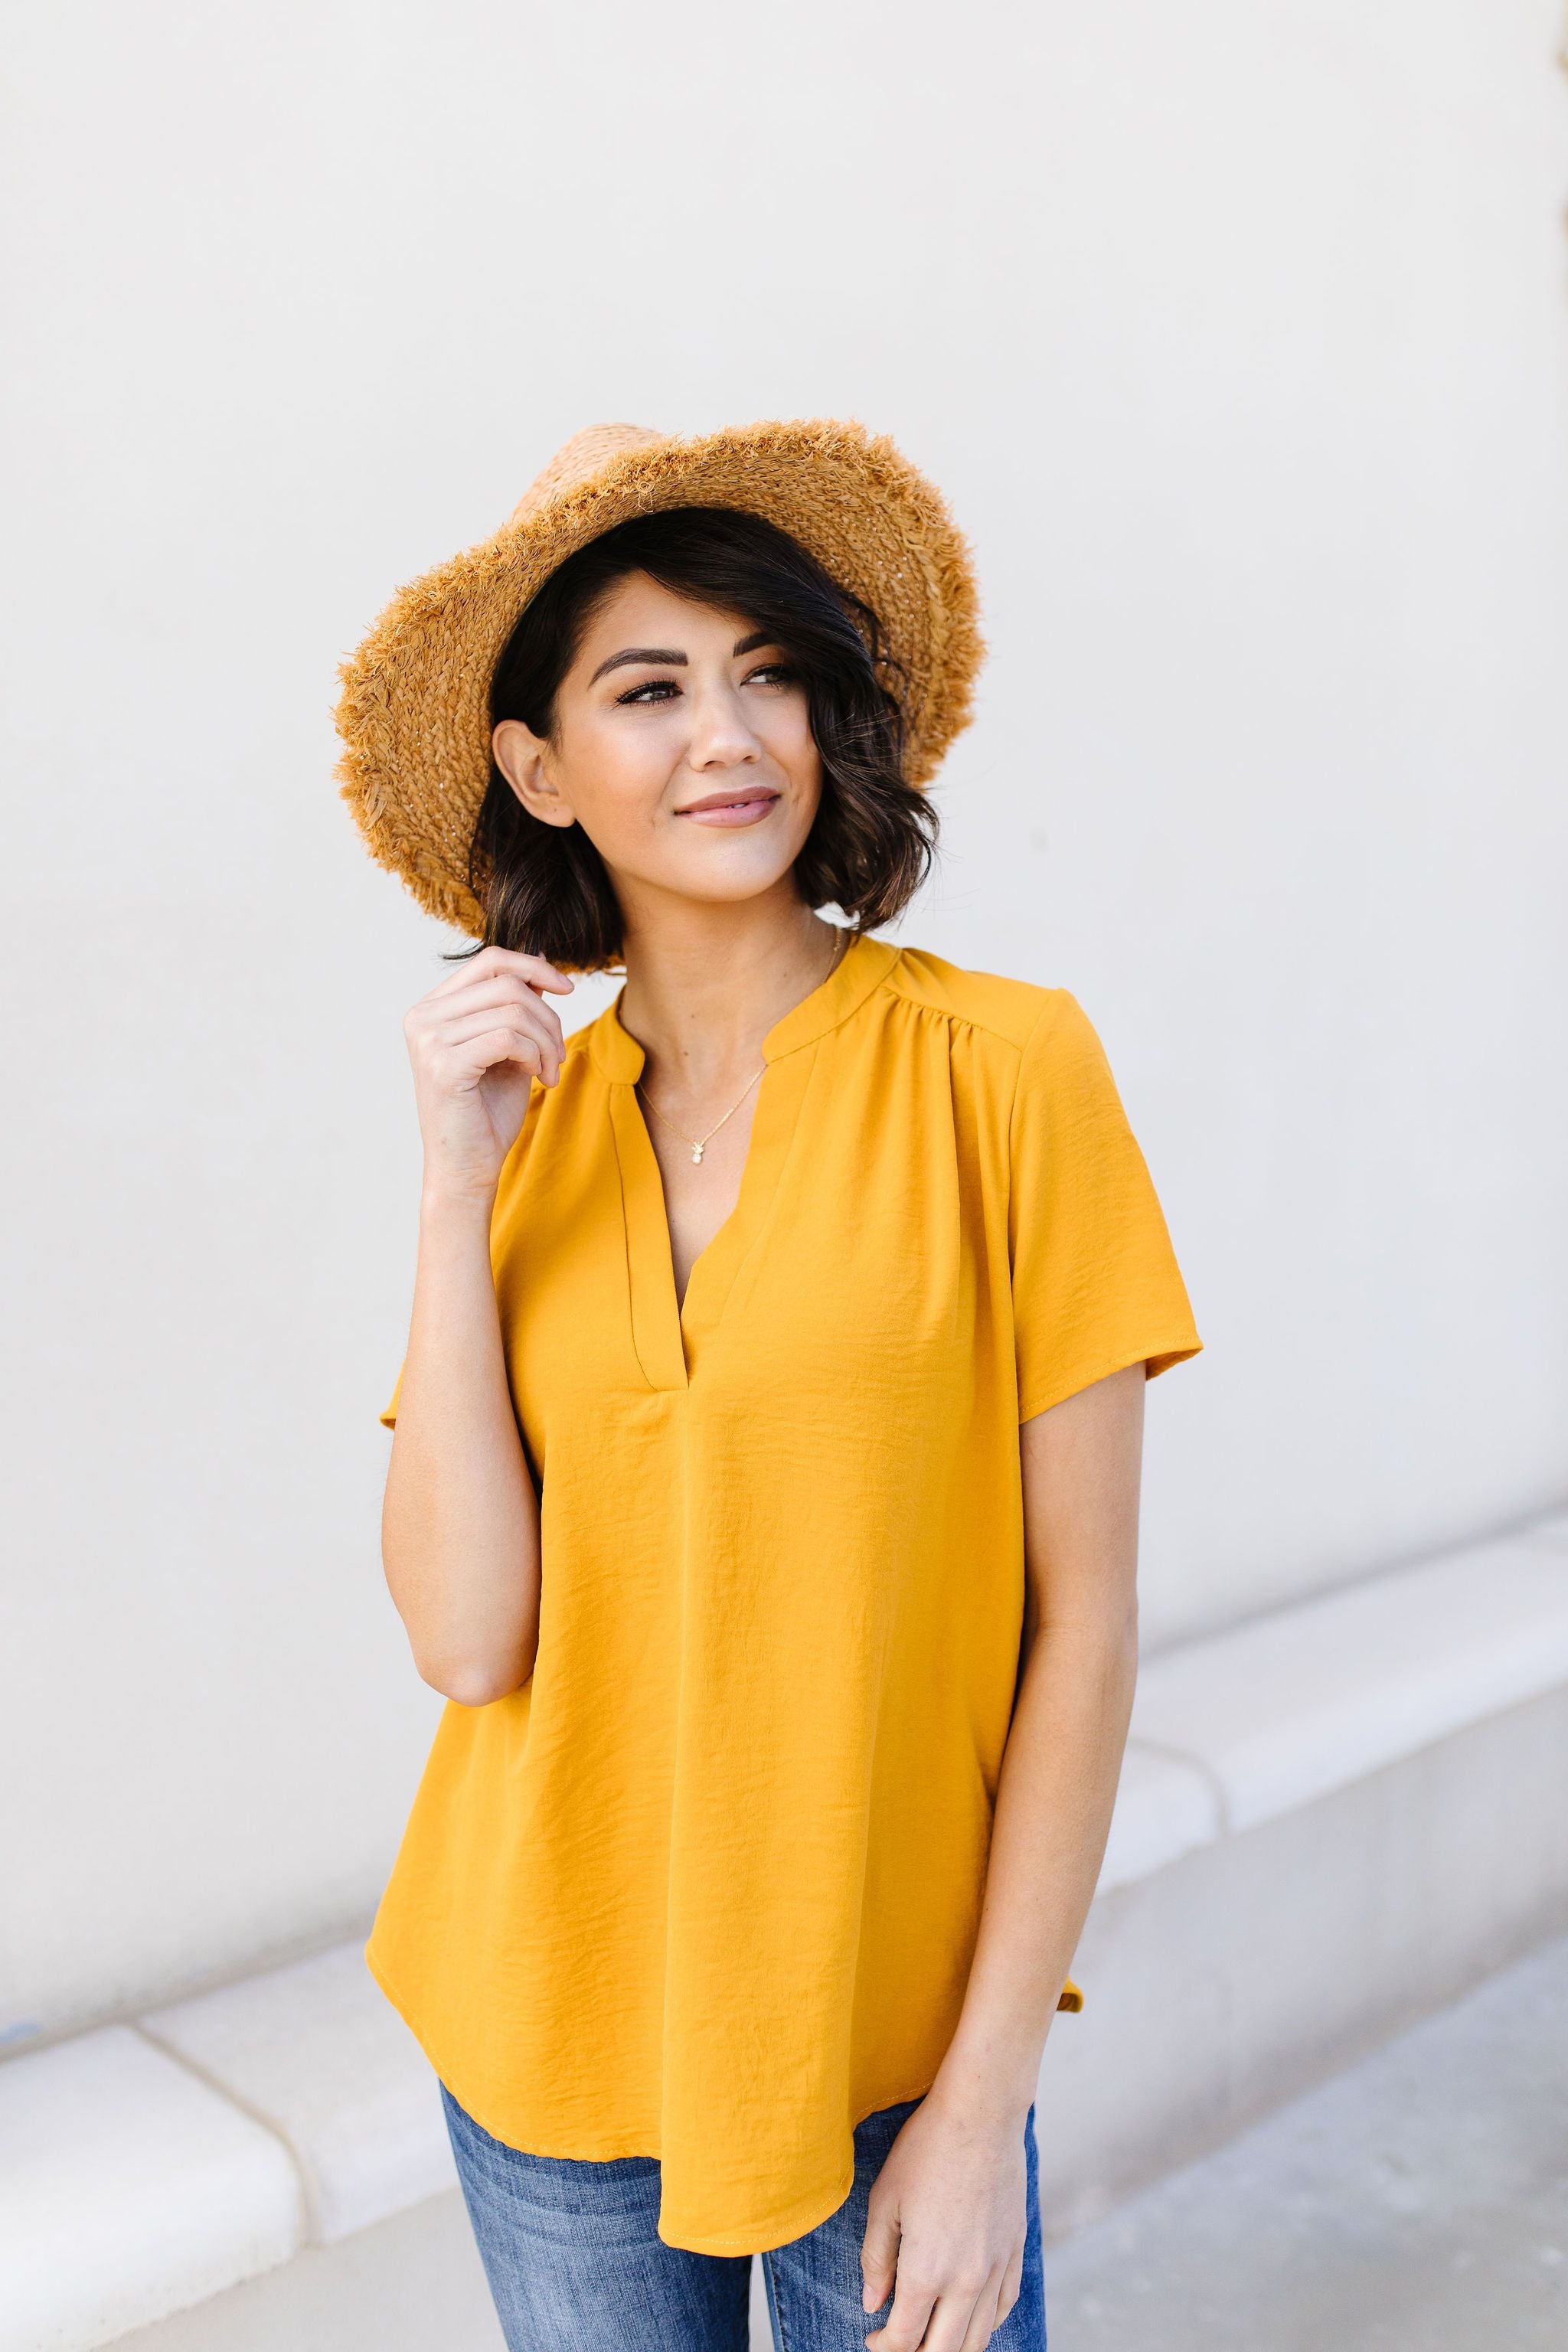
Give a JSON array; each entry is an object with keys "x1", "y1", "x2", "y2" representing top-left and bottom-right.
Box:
[{"x1": 336, "y1": 420, "x2": 1200, "y2": 2352}]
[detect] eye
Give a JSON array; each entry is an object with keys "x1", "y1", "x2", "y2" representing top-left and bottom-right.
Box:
[
  {"x1": 615, "y1": 678, "x2": 682, "y2": 705},
  {"x1": 743, "y1": 662, "x2": 799, "y2": 689}
]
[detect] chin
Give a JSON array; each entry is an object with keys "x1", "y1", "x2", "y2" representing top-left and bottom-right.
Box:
[{"x1": 663, "y1": 847, "x2": 808, "y2": 906}]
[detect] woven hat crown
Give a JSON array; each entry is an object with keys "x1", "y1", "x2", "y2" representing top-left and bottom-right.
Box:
[{"x1": 511, "y1": 424, "x2": 665, "y2": 524}]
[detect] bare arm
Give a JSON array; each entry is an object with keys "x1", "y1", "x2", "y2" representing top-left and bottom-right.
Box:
[
  {"x1": 939, "y1": 1362, "x2": 1143, "y2": 2099},
  {"x1": 862, "y1": 1362, "x2": 1145, "y2": 2352},
  {"x1": 380, "y1": 946, "x2": 574, "y2": 1707}
]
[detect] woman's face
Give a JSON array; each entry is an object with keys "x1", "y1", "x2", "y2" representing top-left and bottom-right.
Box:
[{"x1": 492, "y1": 573, "x2": 823, "y2": 916}]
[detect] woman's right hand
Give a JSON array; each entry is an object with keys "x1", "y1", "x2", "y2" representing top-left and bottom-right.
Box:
[{"x1": 403, "y1": 946, "x2": 575, "y2": 1202}]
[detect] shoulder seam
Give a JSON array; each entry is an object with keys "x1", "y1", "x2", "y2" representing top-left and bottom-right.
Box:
[{"x1": 884, "y1": 962, "x2": 1063, "y2": 1056}]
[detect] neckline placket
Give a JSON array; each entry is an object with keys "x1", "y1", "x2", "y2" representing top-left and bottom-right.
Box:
[{"x1": 594, "y1": 936, "x2": 901, "y2": 1390}]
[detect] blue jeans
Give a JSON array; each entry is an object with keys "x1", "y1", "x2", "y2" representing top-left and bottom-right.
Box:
[{"x1": 443, "y1": 2086, "x2": 1047, "y2": 2350}]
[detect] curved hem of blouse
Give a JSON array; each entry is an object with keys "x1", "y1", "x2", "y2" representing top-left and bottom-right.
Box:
[
  {"x1": 1018, "y1": 1328, "x2": 1202, "y2": 1426},
  {"x1": 366, "y1": 1944, "x2": 667, "y2": 2161},
  {"x1": 365, "y1": 1942, "x2": 939, "y2": 2257},
  {"x1": 655, "y1": 2077, "x2": 941, "y2": 2256}
]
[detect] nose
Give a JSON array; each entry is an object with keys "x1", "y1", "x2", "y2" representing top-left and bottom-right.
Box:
[{"x1": 685, "y1": 678, "x2": 762, "y2": 770}]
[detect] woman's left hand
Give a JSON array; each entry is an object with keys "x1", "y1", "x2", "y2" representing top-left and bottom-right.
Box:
[{"x1": 860, "y1": 2089, "x2": 1028, "y2": 2351}]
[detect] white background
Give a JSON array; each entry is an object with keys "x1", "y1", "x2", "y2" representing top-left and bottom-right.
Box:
[{"x1": 3, "y1": 1, "x2": 1566, "y2": 2047}]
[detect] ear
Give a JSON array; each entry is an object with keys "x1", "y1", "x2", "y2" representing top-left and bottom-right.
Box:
[{"x1": 492, "y1": 719, "x2": 577, "y2": 828}]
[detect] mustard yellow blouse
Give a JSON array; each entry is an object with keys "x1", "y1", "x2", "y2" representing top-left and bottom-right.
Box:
[{"x1": 368, "y1": 936, "x2": 1200, "y2": 2254}]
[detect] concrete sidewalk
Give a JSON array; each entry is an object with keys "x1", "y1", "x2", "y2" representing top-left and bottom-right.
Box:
[{"x1": 1044, "y1": 1928, "x2": 1568, "y2": 2350}]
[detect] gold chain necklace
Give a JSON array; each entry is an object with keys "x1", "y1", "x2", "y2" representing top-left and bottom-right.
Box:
[{"x1": 637, "y1": 926, "x2": 848, "y2": 1166}]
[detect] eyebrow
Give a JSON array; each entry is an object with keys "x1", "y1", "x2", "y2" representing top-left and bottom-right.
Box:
[{"x1": 589, "y1": 629, "x2": 778, "y2": 686}]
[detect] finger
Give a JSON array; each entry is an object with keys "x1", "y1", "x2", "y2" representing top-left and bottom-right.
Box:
[
  {"x1": 997, "y1": 2246, "x2": 1024, "y2": 2325},
  {"x1": 410, "y1": 982, "x2": 567, "y2": 1063},
  {"x1": 860, "y1": 2200, "x2": 900, "y2": 2315},
  {"x1": 956, "y1": 2269, "x2": 1008, "y2": 2352},
  {"x1": 866, "y1": 2267, "x2": 938, "y2": 2352},
  {"x1": 416, "y1": 981, "x2": 566, "y2": 1063},
  {"x1": 425, "y1": 946, "x2": 573, "y2": 999},
  {"x1": 425, "y1": 945, "x2": 572, "y2": 998},
  {"x1": 908, "y1": 2282, "x2": 988, "y2": 2352},
  {"x1": 432, "y1": 1007, "x2": 562, "y2": 1084},
  {"x1": 430, "y1": 1011, "x2": 557, "y2": 1082},
  {"x1": 434, "y1": 1026, "x2": 550, "y2": 1086}
]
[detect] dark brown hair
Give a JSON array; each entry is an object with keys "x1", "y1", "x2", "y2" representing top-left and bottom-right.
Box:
[{"x1": 466, "y1": 507, "x2": 937, "y2": 969}]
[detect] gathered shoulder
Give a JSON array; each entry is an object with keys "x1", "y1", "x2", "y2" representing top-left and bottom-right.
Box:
[{"x1": 886, "y1": 946, "x2": 1079, "y2": 1056}]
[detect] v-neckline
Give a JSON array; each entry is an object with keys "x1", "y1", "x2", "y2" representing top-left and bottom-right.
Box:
[{"x1": 593, "y1": 934, "x2": 900, "y2": 1390}]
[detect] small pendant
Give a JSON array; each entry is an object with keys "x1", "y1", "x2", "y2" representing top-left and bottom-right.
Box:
[{"x1": 691, "y1": 1144, "x2": 704, "y2": 1165}]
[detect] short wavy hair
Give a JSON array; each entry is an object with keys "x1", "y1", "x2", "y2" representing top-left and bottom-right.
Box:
[{"x1": 466, "y1": 506, "x2": 937, "y2": 969}]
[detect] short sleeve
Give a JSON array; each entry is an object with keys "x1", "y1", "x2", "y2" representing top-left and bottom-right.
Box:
[
  {"x1": 380, "y1": 1364, "x2": 404, "y2": 1431},
  {"x1": 1009, "y1": 992, "x2": 1201, "y2": 1423}
]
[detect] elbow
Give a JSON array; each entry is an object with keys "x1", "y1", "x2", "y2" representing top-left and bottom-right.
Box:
[{"x1": 415, "y1": 1647, "x2": 534, "y2": 1708}]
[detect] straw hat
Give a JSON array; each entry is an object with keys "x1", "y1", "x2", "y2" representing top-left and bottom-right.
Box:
[{"x1": 334, "y1": 418, "x2": 983, "y2": 937}]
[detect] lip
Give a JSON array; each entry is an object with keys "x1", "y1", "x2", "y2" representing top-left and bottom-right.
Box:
[{"x1": 674, "y1": 786, "x2": 781, "y2": 827}]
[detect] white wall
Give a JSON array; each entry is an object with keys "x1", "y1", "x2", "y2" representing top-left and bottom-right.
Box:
[{"x1": 3, "y1": 1, "x2": 1565, "y2": 2047}]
